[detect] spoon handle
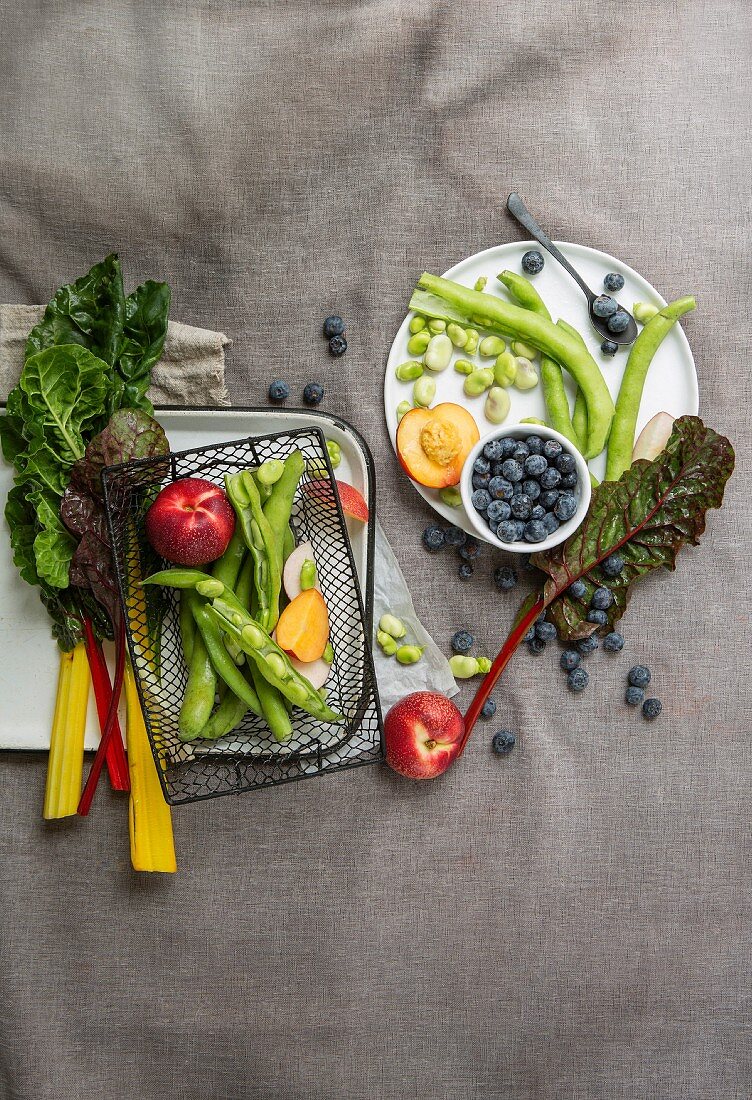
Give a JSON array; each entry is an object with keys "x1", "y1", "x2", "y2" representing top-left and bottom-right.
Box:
[{"x1": 506, "y1": 193, "x2": 594, "y2": 304}]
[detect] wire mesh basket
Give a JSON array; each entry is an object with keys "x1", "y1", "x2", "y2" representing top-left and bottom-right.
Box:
[{"x1": 102, "y1": 426, "x2": 383, "y2": 805}]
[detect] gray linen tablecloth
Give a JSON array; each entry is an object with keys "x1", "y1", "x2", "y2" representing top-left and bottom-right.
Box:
[{"x1": 1, "y1": 3, "x2": 750, "y2": 1098}]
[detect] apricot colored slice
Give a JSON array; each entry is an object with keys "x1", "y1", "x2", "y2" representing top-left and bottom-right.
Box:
[
  {"x1": 276, "y1": 588, "x2": 330, "y2": 663},
  {"x1": 396, "y1": 402, "x2": 479, "y2": 488}
]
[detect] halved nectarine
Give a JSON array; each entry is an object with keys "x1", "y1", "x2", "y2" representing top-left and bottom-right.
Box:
[{"x1": 396, "y1": 403, "x2": 479, "y2": 488}]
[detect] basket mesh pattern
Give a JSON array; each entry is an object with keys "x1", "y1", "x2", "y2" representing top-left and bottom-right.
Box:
[{"x1": 102, "y1": 427, "x2": 383, "y2": 805}]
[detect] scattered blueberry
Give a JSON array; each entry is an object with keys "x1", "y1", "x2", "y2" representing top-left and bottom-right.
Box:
[
  {"x1": 422, "y1": 525, "x2": 445, "y2": 552},
  {"x1": 587, "y1": 609, "x2": 608, "y2": 626},
  {"x1": 523, "y1": 627, "x2": 536, "y2": 643},
  {"x1": 560, "y1": 649, "x2": 581, "y2": 672},
  {"x1": 554, "y1": 493, "x2": 577, "y2": 522},
  {"x1": 481, "y1": 699, "x2": 497, "y2": 719},
  {"x1": 592, "y1": 294, "x2": 618, "y2": 318},
  {"x1": 600, "y1": 339, "x2": 619, "y2": 357},
  {"x1": 540, "y1": 489, "x2": 560, "y2": 510},
  {"x1": 501, "y1": 458, "x2": 524, "y2": 483},
  {"x1": 628, "y1": 665, "x2": 651, "y2": 688},
  {"x1": 556, "y1": 452, "x2": 576, "y2": 475},
  {"x1": 510, "y1": 494, "x2": 533, "y2": 520},
  {"x1": 458, "y1": 537, "x2": 481, "y2": 561},
  {"x1": 328, "y1": 334, "x2": 347, "y2": 357},
  {"x1": 577, "y1": 635, "x2": 598, "y2": 655},
  {"x1": 323, "y1": 315, "x2": 345, "y2": 338},
  {"x1": 528, "y1": 637, "x2": 546, "y2": 655},
  {"x1": 540, "y1": 467, "x2": 562, "y2": 490},
  {"x1": 451, "y1": 630, "x2": 474, "y2": 654},
  {"x1": 625, "y1": 685, "x2": 644, "y2": 706},
  {"x1": 542, "y1": 439, "x2": 563, "y2": 461},
  {"x1": 487, "y1": 500, "x2": 511, "y2": 524},
  {"x1": 603, "y1": 631, "x2": 624, "y2": 652},
  {"x1": 604, "y1": 272, "x2": 625, "y2": 292},
  {"x1": 444, "y1": 525, "x2": 466, "y2": 548},
  {"x1": 483, "y1": 439, "x2": 504, "y2": 461},
  {"x1": 607, "y1": 310, "x2": 630, "y2": 334},
  {"x1": 535, "y1": 620, "x2": 557, "y2": 642},
  {"x1": 567, "y1": 667, "x2": 589, "y2": 692},
  {"x1": 492, "y1": 730, "x2": 516, "y2": 754},
  {"x1": 472, "y1": 488, "x2": 492, "y2": 513},
  {"x1": 524, "y1": 519, "x2": 547, "y2": 542},
  {"x1": 602, "y1": 553, "x2": 625, "y2": 577},
  {"x1": 540, "y1": 512, "x2": 560, "y2": 535},
  {"x1": 473, "y1": 455, "x2": 491, "y2": 476},
  {"x1": 458, "y1": 562, "x2": 474, "y2": 580},
  {"x1": 473, "y1": 471, "x2": 491, "y2": 490},
  {"x1": 521, "y1": 249, "x2": 544, "y2": 275},
  {"x1": 568, "y1": 579, "x2": 587, "y2": 599},
  {"x1": 642, "y1": 698, "x2": 662, "y2": 720},
  {"x1": 268, "y1": 380, "x2": 290, "y2": 402},
  {"x1": 303, "y1": 382, "x2": 325, "y2": 406},
  {"x1": 530, "y1": 504, "x2": 545, "y2": 521},
  {"x1": 489, "y1": 476, "x2": 514, "y2": 501},
  {"x1": 494, "y1": 566, "x2": 518, "y2": 591},
  {"x1": 591, "y1": 587, "x2": 614, "y2": 610},
  {"x1": 525, "y1": 435, "x2": 544, "y2": 454}
]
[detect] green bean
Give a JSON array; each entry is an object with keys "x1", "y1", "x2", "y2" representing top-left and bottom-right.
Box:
[
  {"x1": 463, "y1": 328, "x2": 479, "y2": 354},
  {"x1": 299, "y1": 559, "x2": 317, "y2": 591},
  {"x1": 378, "y1": 614, "x2": 406, "y2": 639},
  {"x1": 212, "y1": 527, "x2": 246, "y2": 588},
  {"x1": 493, "y1": 351, "x2": 517, "y2": 387},
  {"x1": 396, "y1": 400, "x2": 411, "y2": 422},
  {"x1": 572, "y1": 388, "x2": 588, "y2": 448},
  {"x1": 377, "y1": 630, "x2": 398, "y2": 656},
  {"x1": 409, "y1": 315, "x2": 426, "y2": 334},
  {"x1": 633, "y1": 302, "x2": 660, "y2": 324},
  {"x1": 323, "y1": 642, "x2": 334, "y2": 664},
  {"x1": 439, "y1": 486, "x2": 462, "y2": 507},
  {"x1": 511, "y1": 338, "x2": 537, "y2": 360},
  {"x1": 413, "y1": 376, "x2": 436, "y2": 407},
  {"x1": 446, "y1": 322, "x2": 467, "y2": 348},
  {"x1": 479, "y1": 335, "x2": 506, "y2": 357},
  {"x1": 283, "y1": 523, "x2": 296, "y2": 565},
  {"x1": 256, "y1": 459, "x2": 284, "y2": 487},
  {"x1": 449, "y1": 654, "x2": 480, "y2": 679},
  {"x1": 395, "y1": 360, "x2": 423, "y2": 382},
  {"x1": 407, "y1": 330, "x2": 430, "y2": 356},
  {"x1": 428, "y1": 318, "x2": 446, "y2": 334},
  {"x1": 485, "y1": 386, "x2": 510, "y2": 425},
  {"x1": 178, "y1": 590, "x2": 217, "y2": 741},
  {"x1": 247, "y1": 660, "x2": 292, "y2": 742},
  {"x1": 411, "y1": 273, "x2": 614, "y2": 458},
  {"x1": 326, "y1": 440, "x2": 341, "y2": 469},
  {"x1": 605, "y1": 296, "x2": 696, "y2": 481},
  {"x1": 396, "y1": 644, "x2": 424, "y2": 665},
  {"x1": 454, "y1": 359, "x2": 474, "y2": 376},
  {"x1": 498, "y1": 270, "x2": 581, "y2": 450},
  {"x1": 423, "y1": 333, "x2": 452, "y2": 372},
  {"x1": 178, "y1": 591, "x2": 195, "y2": 665},
  {"x1": 513, "y1": 359, "x2": 539, "y2": 391},
  {"x1": 262, "y1": 450, "x2": 305, "y2": 623},
  {"x1": 474, "y1": 276, "x2": 487, "y2": 292},
  {"x1": 464, "y1": 368, "x2": 494, "y2": 397}
]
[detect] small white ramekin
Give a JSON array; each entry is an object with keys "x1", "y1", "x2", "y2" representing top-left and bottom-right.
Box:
[{"x1": 459, "y1": 423, "x2": 591, "y2": 553}]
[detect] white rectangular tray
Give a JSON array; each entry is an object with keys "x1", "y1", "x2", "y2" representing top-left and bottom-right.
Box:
[{"x1": 0, "y1": 407, "x2": 374, "y2": 751}]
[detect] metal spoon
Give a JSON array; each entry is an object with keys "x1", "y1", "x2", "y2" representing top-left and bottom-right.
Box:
[{"x1": 506, "y1": 192, "x2": 638, "y2": 346}]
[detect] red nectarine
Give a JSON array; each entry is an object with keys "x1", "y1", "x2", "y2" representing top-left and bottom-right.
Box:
[
  {"x1": 145, "y1": 477, "x2": 236, "y2": 566},
  {"x1": 384, "y1": 691, "x2": 465, "y2": 779}
]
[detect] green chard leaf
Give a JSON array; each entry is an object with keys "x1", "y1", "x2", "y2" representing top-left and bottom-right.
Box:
[
  {"x1": 29, "y1": 489, "x2": 77, "y2": 589},
  {"x1": 531, "y1": 416, "x2": 735, "y2": 640},
  {"x1": 26, "y1": 252, "x2": 125, "y2": 368},
  {"x1": 18, "y1": 344, "x2": 109, "y2": 466},
  {"x1": 117, "y1": 280, "x2": 171, "y2": 413},
  {"x1": 5, "y1": 485, "x2": 41, "y2": 586}
]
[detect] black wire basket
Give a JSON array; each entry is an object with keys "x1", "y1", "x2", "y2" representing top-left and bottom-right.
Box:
[{"x1": 102, "y1": 426, "x2": 383, "y2": 805}]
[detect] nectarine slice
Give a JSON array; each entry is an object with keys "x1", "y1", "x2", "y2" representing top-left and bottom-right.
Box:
[
  {"x1": 397, "y1": 403, "x2": 479, "y2": 488},
  {"x1": 276, "y1": 588, "x2": 329, "y2": 663}
]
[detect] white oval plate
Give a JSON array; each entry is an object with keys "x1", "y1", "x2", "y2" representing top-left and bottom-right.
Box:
[{"x1": 384, "y1": 240, "x2": 699, "y2": 535}]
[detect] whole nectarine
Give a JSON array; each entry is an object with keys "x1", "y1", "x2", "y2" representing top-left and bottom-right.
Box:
[
  {"x1": 384, "y1": 691, "x2": 465, "y2": 779},
  {"x1": 145, "y1": 477, "x2": 235, "y2": 566}
]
